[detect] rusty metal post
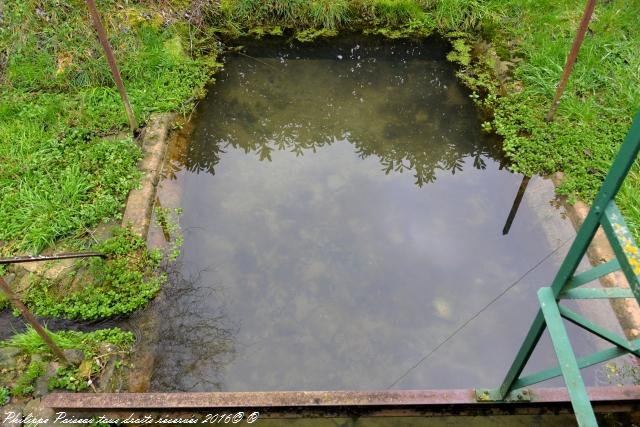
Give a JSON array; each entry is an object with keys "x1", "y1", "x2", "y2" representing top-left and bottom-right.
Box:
[
  {"x1": 545, "y1": 0, "x2": 596, "y2": 122},
  {"x1": 85, "y1": 0, "x2": 138, "y2": 132},
  {"x1": 0, "y1": 276, "x2": 68, "y2": 364},
  {"x1": 0, "y1": 251, "x2": 105, "y2": 264}
]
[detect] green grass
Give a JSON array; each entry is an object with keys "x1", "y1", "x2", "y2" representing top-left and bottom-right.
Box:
[
  {"x1": 218, "y1": 0, "x2": 446, "y2": 36},
  {"x1": 2, "y1": 326, "x2": 134, "y2": 357},
  {"x1": 0, "y1": 0, "x2": 218, "y2": 254},
  {"x1": 219, "y1": 0, "x2": 352, "y2": 30},
  {"x1": 482, "y1": 0, "x2": 640, "y2": 229},
  {"x1": 368, "y1": 0, "x2": 427, "y2": 26},
  {"x1": 308, "y1": 0, "x2": 350, "y2": 29}
]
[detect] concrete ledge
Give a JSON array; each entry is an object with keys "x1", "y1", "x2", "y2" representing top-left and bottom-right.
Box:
[
  {"x1": 120, "y1": 114, "x2": 176, "y2": 393},
  {"x1": 551, "y1": 172, "x2": 640, "y2": 340},
  {"x1": 122, "y1": 113, "x2": 176, "y2": 238},
  {"x1": 43, "y1": 386, "x2": 640, "y2": 417}
]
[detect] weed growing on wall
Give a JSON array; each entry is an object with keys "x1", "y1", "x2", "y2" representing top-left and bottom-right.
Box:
[
  {"x1": 9, "y1": 360, "x2": 44, "y2": 397},
  {"x1": 0, "y1": 387, "x2": 8, "y2": 406},
  {"x1": 155, "y1": 207, "x2": 184, "y2": 261}
]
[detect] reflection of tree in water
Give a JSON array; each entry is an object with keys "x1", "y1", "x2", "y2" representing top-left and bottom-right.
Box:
[
  {"x1": 182, "y1": 116, "x2": 503, "y2": 188},
  {"x1": 151, "y1": 264, "x2": 236, "y2": 391},
  {"x1": 172, "y1": 38, "x2": 508, "y2": 187}
]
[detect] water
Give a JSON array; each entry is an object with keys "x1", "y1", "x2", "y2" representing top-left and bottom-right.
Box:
[{"x1": 150, "y1": 36, "x2": 612, "y2": 392}]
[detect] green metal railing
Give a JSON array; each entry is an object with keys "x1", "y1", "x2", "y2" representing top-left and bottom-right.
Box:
[{"x1": 477, "y1": 111, "x2": 640, "y2": 426}]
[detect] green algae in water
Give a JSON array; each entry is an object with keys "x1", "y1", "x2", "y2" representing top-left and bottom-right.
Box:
[{"x1": 150, "y1": 36, "x2": 600, "y2": 392}]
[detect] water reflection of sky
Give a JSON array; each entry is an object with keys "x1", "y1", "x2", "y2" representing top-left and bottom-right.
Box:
[{"x1": 151, "y1": 37, "x2": 603, "y2": 392}]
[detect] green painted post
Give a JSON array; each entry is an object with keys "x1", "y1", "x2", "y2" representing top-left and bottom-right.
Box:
[
  {"x1": 538, "y1": 288, "x2": 598, "y2": 427},
  {"x1": 560, "y1": 287, "x2": 633, "y2": 299},
  {"x1": 512, "y1": 344, "x2": 635, "y2": 389},
  {"x1": 558, "y1": 305, "x2": 640, "y2": 355},
  {"x1": 497, "y1": 310, "x2": 546, "y2": 397},
  {"x1": 566, "y1": 259, "x2": 620, "y2": 290},
  {"x1": 601, "y1": 202, "x2": 640, "y2": 300}
]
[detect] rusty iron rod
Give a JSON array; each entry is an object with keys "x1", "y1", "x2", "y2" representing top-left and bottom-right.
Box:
[
  {"x1": 0, "y1": 277, "x2": 68, "y2": 364},
  {"x1": 545, "y1": 0, "x2": 596, "y2": 122},
  {"x1": 44, "y1": 386, "x2": 640, "y2": 417},
  {"x1": 85, "y1": 0, "x2": 138, "y2": 132},
  {"x1": 0, "y1": 251, "x2": 106, "y2": 265}
]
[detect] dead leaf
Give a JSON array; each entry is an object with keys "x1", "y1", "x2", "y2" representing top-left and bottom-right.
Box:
[
  {"x1": 78, "y1": 360, "x2": 93, "y2": 379},
  {"x1": 56, "y1": 52, "x2": 73, "y2": 75}
]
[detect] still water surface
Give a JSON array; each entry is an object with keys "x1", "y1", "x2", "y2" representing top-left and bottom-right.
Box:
[{"x1": 150, "y1": 37, "x2": 600, "y2": 392}]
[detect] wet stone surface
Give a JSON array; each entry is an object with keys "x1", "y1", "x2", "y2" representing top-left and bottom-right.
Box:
[{"x1": 150, "y1": 36, "x2": 601, "y2": 392}]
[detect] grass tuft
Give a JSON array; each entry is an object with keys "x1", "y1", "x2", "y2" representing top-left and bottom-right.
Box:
[
  {"x1": 2, "y1": 326, "x2": 134, "y2": 355},
  {"x1": 309, "y1": 0, "x2": 350, "y2": 29}
]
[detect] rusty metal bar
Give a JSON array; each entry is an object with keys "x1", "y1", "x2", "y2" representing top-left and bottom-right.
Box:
[
  {"x1": 44, "y1": 386, "x2": 640, "y2": 417},
  {"x1": 545, "y1": 0, "x2": 596, "y2": 122},
  {"x1": 0, "y1": 277, "x2": 68, "y2": 364},
  {"x1": 85, "y1": 0, "x2": 138, "y2": 132},
  {"x1": 0, "y1": 251, "x2": 106, "y2": 264}
]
